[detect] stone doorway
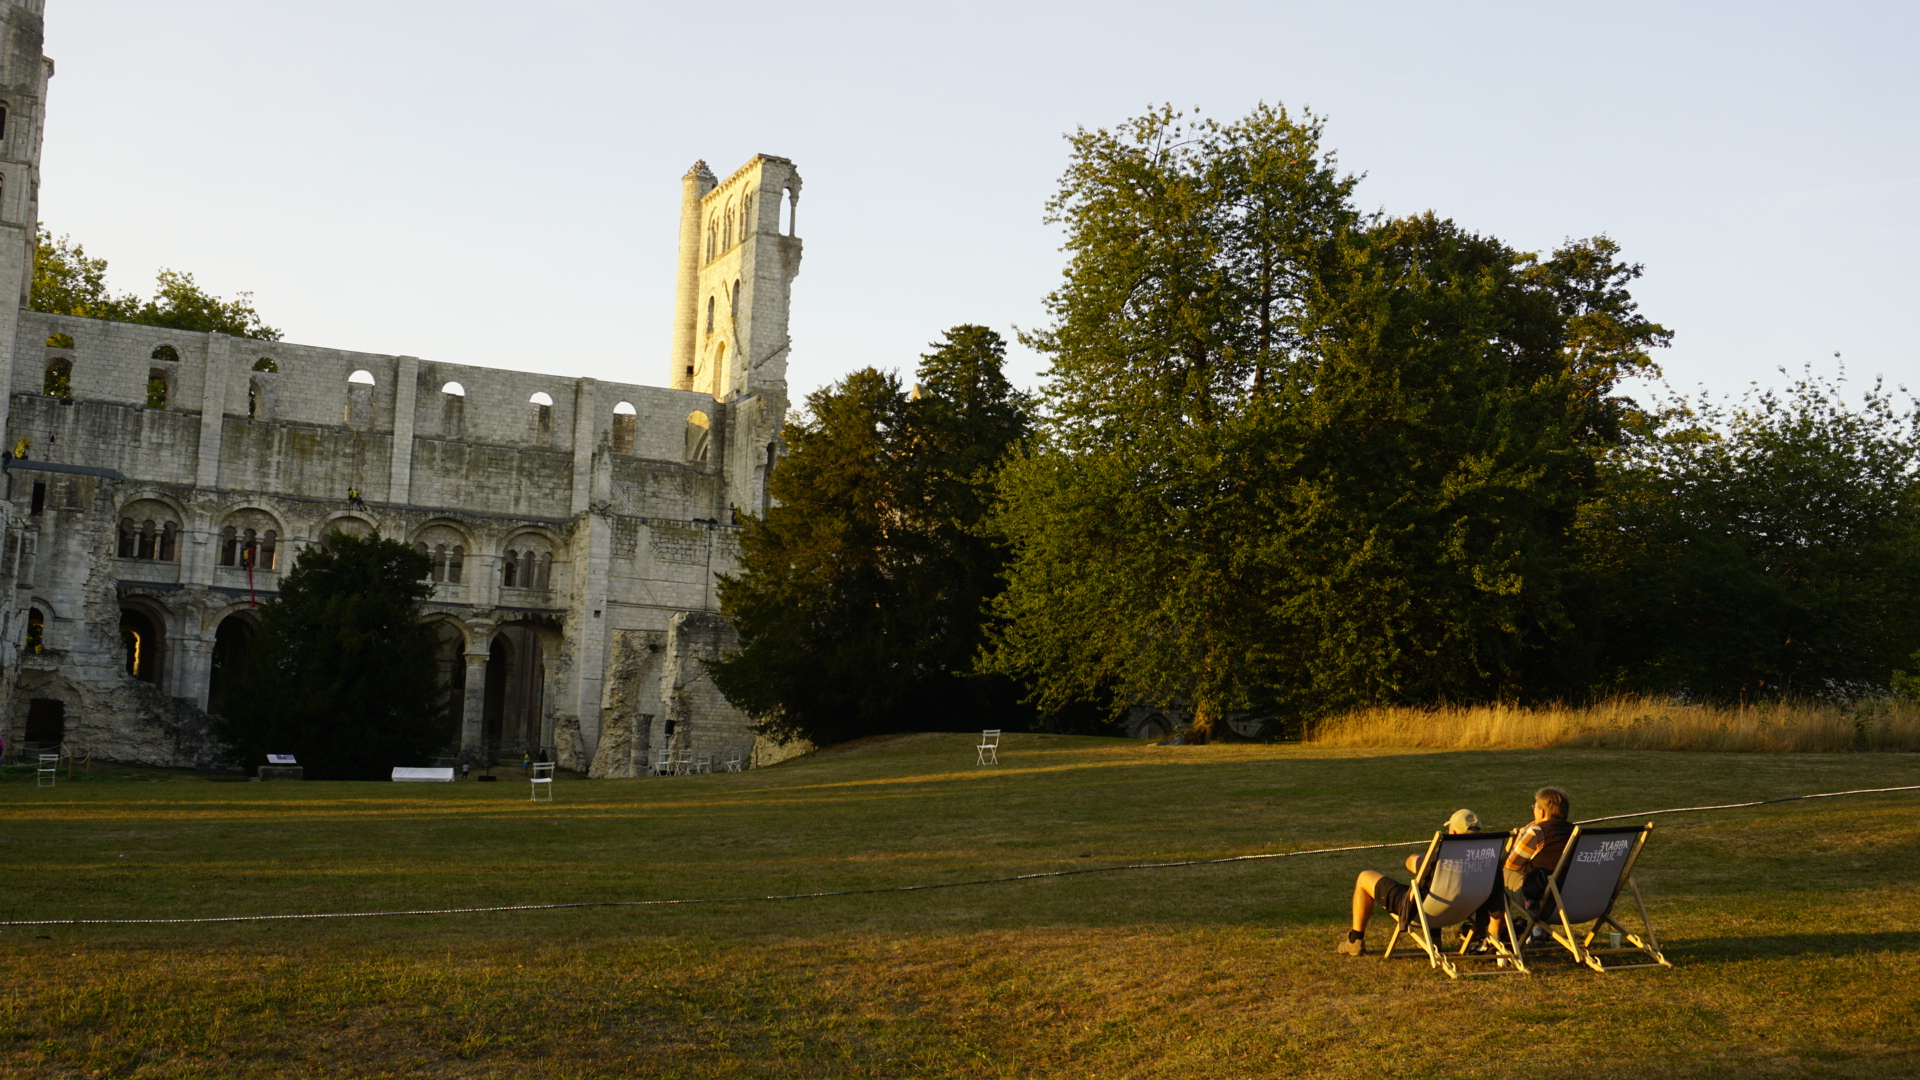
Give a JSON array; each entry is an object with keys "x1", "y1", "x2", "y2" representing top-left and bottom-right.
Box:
[{"x1": 481, "y1": 625, "x2": 546, "y2": 756}]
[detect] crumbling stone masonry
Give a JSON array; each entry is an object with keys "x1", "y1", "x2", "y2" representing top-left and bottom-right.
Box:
[{"x1": 0, "y1": 0, "x2": 795, "y2": 774}]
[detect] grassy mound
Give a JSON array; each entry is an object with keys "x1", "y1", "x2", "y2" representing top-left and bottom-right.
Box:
[{"x1": 0, "y1": 734, "x2": 1915, "y2": 1077}]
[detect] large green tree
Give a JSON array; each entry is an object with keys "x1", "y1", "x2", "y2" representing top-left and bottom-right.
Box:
[
  {"x1": 984, "y1": 105, "x2": 1665, "y2": 733},
  {"x1": 32, "y1": 231, "x2": 281, "y2": 339},
  {"x1": 216, "y1": 531, "x2": 452, "y2": 779},
  {"x1": 711, "y1": 326, "x2": 1034, "y2": 746}
]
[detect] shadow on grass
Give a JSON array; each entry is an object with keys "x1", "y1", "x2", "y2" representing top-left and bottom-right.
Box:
[{"x1": 1674, "y1": 930, "x2": 1920, "y2": 961}]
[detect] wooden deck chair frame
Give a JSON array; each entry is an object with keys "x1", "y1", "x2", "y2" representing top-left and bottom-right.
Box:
[
  {"x1": 977, "y1": 730, "x2": 1000, "y2": 766},
  {"x1": 1381, "y1": 830, "x2": 1526, "y2": 979},
  {"x1": 1511, "y1": 822, "x2": 1670, "y2": 973}
]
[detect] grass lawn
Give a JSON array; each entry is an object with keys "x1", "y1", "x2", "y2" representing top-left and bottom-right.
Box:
[{"x1": 0, "y1": 734, "x2": 1916, "y2": 1078}]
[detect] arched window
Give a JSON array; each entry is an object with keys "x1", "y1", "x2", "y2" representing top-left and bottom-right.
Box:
[
  {"x1": 686, "y1": 410, "x2": 710, "y2": 463},
  {"x1": 503, "y1": 549, "x2": 519, "y2": 588},
  {"x1": 529, "y1": 391, "x2": 553, "y2": 441},
  {"x1": 137, "y1": 519, "x2": 158, "y2": 561},
  {"x1": 742, "y1": 191, "x2": 754, "y2": 235},
  {"x1": 248, "y1": 377, "x2": 268, "y2": 421},
  {"x1": 26, "y1": 607, "x2": 44, "y2": 654},
  {"x1": 414, "y1": 540, "x2": 431, "y2": 579},
  {"x1": 433, "y1": 544, "x2": 448, "y2": 583},
  {"x1": 146, "y1": 368, "x2": 169, "y2": 409},
  {"x1": 441, "y1": 381, "x2": 465, "y2": 397},
  {"x1": 151, "y1": 344, "x2": 180, "y2": 363},
  {"x1": 537, "y1": 551, "x2": 552, "y2": 589},
  {"x1": 706, "y1": 295, "x2": 714, "y2": 334},
  {"x1": 724, "y1": 199, "x2": 735, "y2": 250},
  {"x1": 448, "y1": 545, "x2": 464, "y2": 584},
  {"x1": 611, "y1": 401, "x2": 636, "y2": 454},
  {"x1": 732, "y1": 279, "x2": 740, "y2": 322},
  {"x1": 117, "y1": 518, "x2": 136, "y2": 558},
  {"x1": 259, "y1": 531, "x2": 276, "y2": 570},
  {"x1": 345, "y1": 370, "x2": 375, "y2": 428},
  {"x1": 348, "y1": 368, "x2": 374, "y2": 385},
  {"x1": 253, "y1": 357, "x2": 279, "y2": 373},
  {"x1": 706, "y1": 215, "x2": 717, "y2": 261},
  {"x1": 219, "y1": 526, "x2": 238, "y2": 566},
  {"x1": 43, "y1": 359, "x2": 70, "y2": 398},
  {"x1": 159, "y1": 521, "x2": 178, "y2": 562}
]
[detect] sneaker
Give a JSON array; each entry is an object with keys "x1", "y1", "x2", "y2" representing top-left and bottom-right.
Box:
[{"x1": 1337, "y1": 934, "x2": 1366, "y2": 957}]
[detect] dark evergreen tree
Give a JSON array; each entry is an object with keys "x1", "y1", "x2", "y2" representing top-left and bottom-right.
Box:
[
  {"x1": 216, "y1": 531, "x2": 451, "y2": 778},
  {"x1": 711, "y1": 326, "x2": 1034, "y2": 745}
]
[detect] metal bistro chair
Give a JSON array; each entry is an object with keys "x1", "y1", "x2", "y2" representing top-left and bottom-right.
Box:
[
  {"x1": 36, "y1": 752, "x2": 58, "y2": 788},
  {"x1": 977, "y1": 730, "x2": 1001, "y2": 766},
  {"x1": 723, "y1": 750, "x2": 744, "y2": 772},
  {"x1": 673, "y1": 747, "x2": 695, "y2": 776},
  {"x1": 694, "y1": 751, "x2": 714, "y2": 774},
  {"x1": 529, "y1": 761, "x2": 554, "y2": 802},
  {"x1": 651, "y1": 747, "x2": 675, "y2": 776}
]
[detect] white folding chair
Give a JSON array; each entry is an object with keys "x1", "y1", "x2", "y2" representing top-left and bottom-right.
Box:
[
  {"x1": 977, "y1": 730, "x2": 1001, "y2": 766},
  {"x1": 694, "y1": 751, "x2": 713, "y2": 774},
  {"x1": 651, "y1": 747, "x2": 674, "y2": 776},
  {"x1": 35, "y1": 752, "x2": 58, "y2": 788},
  {"x1": 673, "y1": 748, "x2": 694, "y2": 776},
  {"x1": 529, "y1": 761, "x2": 554, "y2": 801},
  {"x1": 724, "y1": 751, "x2": 744, "y2": 772}
]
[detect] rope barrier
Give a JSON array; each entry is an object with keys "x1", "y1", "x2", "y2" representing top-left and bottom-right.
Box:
[{"x1": 4, "y1": 782, "x2": 1915, "y2": 928}]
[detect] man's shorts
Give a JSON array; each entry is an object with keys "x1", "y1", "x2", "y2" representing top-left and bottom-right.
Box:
[{"x1": 1373, "y1": 876, "x2": 1419, "y2": 923}]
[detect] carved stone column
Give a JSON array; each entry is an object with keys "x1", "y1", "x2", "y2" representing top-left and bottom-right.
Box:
[{"x1": 460, "y1": 650, "x2": 489, "y2": 753}]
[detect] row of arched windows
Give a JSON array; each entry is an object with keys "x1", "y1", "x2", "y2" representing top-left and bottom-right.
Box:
[
  {"x1": 38, "y1": 341, "x2": 281, "y2": 408},
  {"x1": 219, "y1": 527, "x2": 278, "y2": 570},
  {"x1": 414, "y1": 542, "x2": 466, "y2": 584},
  {"x1": 502, "y1": 549, "x2": 553, "y2": 590},
  {"x1": 117, "y1": 519, "x2": 179, "y2": 562}
]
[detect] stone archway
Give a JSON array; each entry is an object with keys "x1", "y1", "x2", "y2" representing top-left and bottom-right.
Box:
[
  {"x1": 208, "y1": 613, "x2": 257, "y2": 717},
  {"x1": 481, "y1": 624, "x2": 548, "y2": 756},
  {"x1": 117, "y1": 604, "x2": 167, "y2": 690}
]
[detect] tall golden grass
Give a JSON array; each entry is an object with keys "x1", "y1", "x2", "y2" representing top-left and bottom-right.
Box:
[{"x1": 1306, "y1": 697, "x2": 1920, "y2": 753}]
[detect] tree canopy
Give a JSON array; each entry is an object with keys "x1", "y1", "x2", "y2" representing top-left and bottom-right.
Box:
[
  {"x1": 983, "y1": 105, "x2": 1674, "y2": 735},
  {"x1": 216, "y1": 531, "x2": 452, "y2": 779},
  {"x1": 711, "y1": 326, "x2": 1035, "y2": 746},
  {"x1": 32, "y1": 231, "x2": 282, "y2": 339}
]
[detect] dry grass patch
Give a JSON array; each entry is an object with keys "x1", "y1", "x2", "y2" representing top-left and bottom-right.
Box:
[{"x1": 1307, "y1": 697, "x2": 1920, "y2": 753}]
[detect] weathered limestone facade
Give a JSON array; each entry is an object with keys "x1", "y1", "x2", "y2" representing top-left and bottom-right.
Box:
[{"x1": 0, "y1": 0, "x2": 798, "y2": 774}]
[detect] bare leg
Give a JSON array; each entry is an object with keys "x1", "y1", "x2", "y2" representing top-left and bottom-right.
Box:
[{"x1": 1352, "y1": 870, "x2": 1385, "y2": 934}]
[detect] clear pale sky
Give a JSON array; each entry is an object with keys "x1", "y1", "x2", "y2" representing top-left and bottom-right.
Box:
[{"x1": 37, "y1": 1, "x2": 1918, "y2": 407}]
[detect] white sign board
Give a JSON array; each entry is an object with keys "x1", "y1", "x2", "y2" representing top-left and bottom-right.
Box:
[
  {"x1": 390, "y1": 767, "x2": 455, "y2": 782},
  {"x1": 267, "y1": 754, "x2": 297, "y2": 765}
]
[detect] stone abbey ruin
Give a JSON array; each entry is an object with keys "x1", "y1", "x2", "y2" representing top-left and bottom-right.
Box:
[{"x1": 0, "y1": 0, "x2": 802, "y2": 774}]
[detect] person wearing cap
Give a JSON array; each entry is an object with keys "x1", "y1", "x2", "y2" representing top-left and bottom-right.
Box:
[{"x1": 1338, "y1": 808, "x2": 1492, "y2": 956}]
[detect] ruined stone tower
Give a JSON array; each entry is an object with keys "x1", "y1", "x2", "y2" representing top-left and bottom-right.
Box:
[
  {"x1": 669, "y1": 156, "x2": 803, "y2": 402},
  {"x1": 0, "y1": 0, "x2": 47, "y2": 439}
]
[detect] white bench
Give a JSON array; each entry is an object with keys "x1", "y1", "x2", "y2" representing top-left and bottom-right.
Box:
[{"x1": 391, "y1": 767, "x2": 455, "y2": 782}]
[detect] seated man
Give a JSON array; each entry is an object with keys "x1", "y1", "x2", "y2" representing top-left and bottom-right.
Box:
[
  {"x1": 1493, "y1": 786, "x2": 1575, "y2": 940},
  {"x1": 1338, "y1": 808, "x2": 1491, "y2": 956}
]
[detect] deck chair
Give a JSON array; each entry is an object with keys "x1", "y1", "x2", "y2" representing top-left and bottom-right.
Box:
[
  {"x1": 1381, "y1": 830, "x2": 1524, "y2": 979},
  {"x1": 1512, "y1": 823, "x2": 1670, "y2": 973},
  {"x1": 977, "y1": 730, "x2": 1001, "y2": 766}
]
